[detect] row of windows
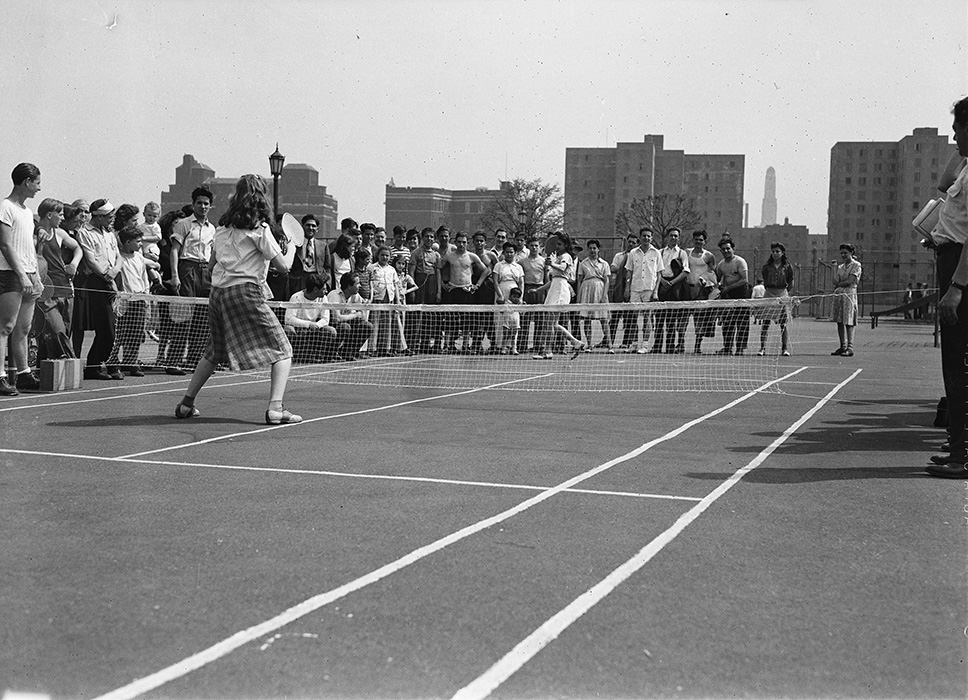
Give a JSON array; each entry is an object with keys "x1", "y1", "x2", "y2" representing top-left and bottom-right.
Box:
[
  {"x1": 846, "y1": 204, "x2": 896, "y2": 214},
  {"x1": 839, "y1": 219, "x2": 899, "y2": 230}
]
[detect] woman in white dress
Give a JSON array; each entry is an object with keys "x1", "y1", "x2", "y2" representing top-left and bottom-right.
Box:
[{"x1": 532, "y1": 232, "x2": 585, "y2": 360}]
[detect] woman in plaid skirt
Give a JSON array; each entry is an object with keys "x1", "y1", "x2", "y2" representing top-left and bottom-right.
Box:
[{"x1": 174, "y1": 174, "x2": 302, "y2": 425}]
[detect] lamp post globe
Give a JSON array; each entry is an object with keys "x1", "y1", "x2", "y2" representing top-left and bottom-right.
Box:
[{"x1": 269, "y1": 144, "x2": 285, "y2": 214}]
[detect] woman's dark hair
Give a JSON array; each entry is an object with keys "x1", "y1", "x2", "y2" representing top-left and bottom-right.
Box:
[
  {"x1": 333, "y1": 233, "x2": 355, "y2": 260},
  {"x1": 218, "y1": 174, "x2": 273, "y2": 230},
  {"x1": 692, "y1": 229, "x2": 708, "y2": 241},
  {"x1": 769, "y1": 241, "x2": 788, "y2": 266},
  {"x1": 114, "y1": 203, "x2": 140, "y2": 233},
  {"x1": 839, "y1": 243, "x2": 855, "y2": 254},
  {"x1": 586, "y1": 238, "x2": 600, "y2": 248}
]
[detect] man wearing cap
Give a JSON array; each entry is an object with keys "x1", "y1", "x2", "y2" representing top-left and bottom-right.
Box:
[
  {"x1": 73, "y1": 198, "x2": 124, "y2": 378},
  {"x1": 169, "y1": 186, "x2": 215, "y2": 369}
]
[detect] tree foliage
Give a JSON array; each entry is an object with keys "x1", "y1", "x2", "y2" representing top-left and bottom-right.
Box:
[
  {"x1": 614, "y1": 194, "x2": 703, "y2": 238},
  {"x1": 480, "y1": 178, "x2": 563, "y2": 239}
]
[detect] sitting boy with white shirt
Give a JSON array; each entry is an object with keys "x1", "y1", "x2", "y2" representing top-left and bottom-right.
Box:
[{"x1": 284, "y1": 273, "x2": 338, "y2": 363}]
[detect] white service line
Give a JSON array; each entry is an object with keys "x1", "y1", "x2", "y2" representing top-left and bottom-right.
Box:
[
  {"x1": 450, "y1": 367, "x2": 863, "y2": 700},
  {"x1": 0, "y1": 448, "x2": 702, "y2": 502},
  {"x1": 118, "y1": 372, "x2": 555, "y2": 459},
  {"x1": 89, "y1": 366, "x2": 806, "y2": 700}
]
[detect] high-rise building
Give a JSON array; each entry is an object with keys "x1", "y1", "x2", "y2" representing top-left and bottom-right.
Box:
[
  {"x1": 161, "y1": 154, "x2": 339, "y2": 239},
  {"x1": 760, "y1": 166, "x2": 777, "y2": 226},
  {"x1": 384, "y1": 182, "x2": 510, "y2": 232},
  {"x1": 827, "y1": 127, "x2": 957, "y2": 295},
  {"x1": 564, "y1": 134, "x2": 745, "y2": 246}
]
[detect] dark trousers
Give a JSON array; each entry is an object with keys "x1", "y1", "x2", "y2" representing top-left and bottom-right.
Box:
[
  {"x1": 109, "y1": 300, "x2": 146, "y2": 366},
  {"x1": 938, "y1": 244, "x2": 968, "y2": 461},
  {"x1": 335, "y1": 318, "x2": 373, "y2": 356},
  {"x1": 608, "y1": 308, "x2": 637, "y2": 347},
  {"x1": 177, "y1": 260, "x2": 211, "y2": 368}
]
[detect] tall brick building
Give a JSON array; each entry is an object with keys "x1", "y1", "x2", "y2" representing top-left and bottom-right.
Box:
[
  {"x1": 564, "y1": 135, "x2": 745, "y2": 249},
  {"x1": 827, "y1": 128, "x2": 957, "y2": 297},
  {"x1": 384, "y1": 182, "x2": 509, "y2": 232},
  {"x1": 161, "y1": 154, "x2": 339, "y2": 239}
]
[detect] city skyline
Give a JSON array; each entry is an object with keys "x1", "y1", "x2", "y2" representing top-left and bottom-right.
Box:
[{"x1": 2, "y1": 0, "x2": 965, "y2": 239}]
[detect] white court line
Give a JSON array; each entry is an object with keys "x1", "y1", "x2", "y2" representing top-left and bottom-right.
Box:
[
  {"x1": 0, "y1": 356, "x2": 436, "y2": 414},
  {"x1": 0, "y1": 448, "x2": 702, "y2": 503},
  {"x1": 450, "y1": 367, "x2": 863, "y2": 700},
  {"x1": 89, "y1": 366, "x2": 806, "y2": 700},
  {"x1": 119, "y1": 372, "x2": 555, "y2": 460}
]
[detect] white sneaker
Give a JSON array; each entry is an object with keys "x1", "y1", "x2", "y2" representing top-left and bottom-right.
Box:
[
  {"x1": 782, "y1": 350, "x2": 791, "y2": 356},
  {"x1": 757, "y1": 349, "x2": 765, "y2": 356},
  {"x1": 636, "y1": 347, "x2": 648, "y2": 354}
]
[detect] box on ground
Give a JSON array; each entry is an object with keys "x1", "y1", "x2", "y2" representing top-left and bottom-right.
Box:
[{"x1": 39, "y1": 359, "x2": 83, "y2": 391}]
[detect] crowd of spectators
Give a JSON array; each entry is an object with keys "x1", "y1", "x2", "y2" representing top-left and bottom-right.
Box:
[{"x1": 0, "y1": 166, "x2": 803, "y2": 395}]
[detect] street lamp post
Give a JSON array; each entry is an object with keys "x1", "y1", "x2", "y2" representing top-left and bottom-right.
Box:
[
  {"x1": 517, "y1": 209, "x2": 527, "y2": 238},
  {"x1": 269, "y1": 144, "x2": 285, "y2": 215}
]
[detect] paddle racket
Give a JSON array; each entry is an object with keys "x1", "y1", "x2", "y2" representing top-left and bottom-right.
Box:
[{"x1": 280, "y1": 213, "x2": 305, "y2": 268}]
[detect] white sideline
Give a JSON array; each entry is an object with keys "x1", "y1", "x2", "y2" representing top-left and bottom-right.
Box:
[
  {"x1": 450, "y1": 368, "x2": 863, "y2": 700},
  {"x1": 0, "y1": 448, "x2": 702, "y2": 503},
  {"x1": 88, "y1": 366, "x2": 806, "y2": 700}
]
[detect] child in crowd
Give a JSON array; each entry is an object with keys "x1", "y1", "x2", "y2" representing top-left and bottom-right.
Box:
[
  {"x1": 500, "y1": 286, "x2": 523, "y2": 355},
  {"x1": 108, "y1": 226, "x2": 161, "y2": 376},
  {"x1": 139, "y1": 202, "x2": 163, "y2": 262},
  {"x1": 139, "y1": 201, "x2": 163, "y2": 342},
  {"x1": 368, "y1": 246, "x2": 398, "y2": 356},
  {"x1": 393, "y1": 254, "x2": 418, "y2": 355}
]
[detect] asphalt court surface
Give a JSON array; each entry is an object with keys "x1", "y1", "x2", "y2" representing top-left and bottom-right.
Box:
[{"x1": 2, "y1": 321, "x2": 965, "y2": 699}]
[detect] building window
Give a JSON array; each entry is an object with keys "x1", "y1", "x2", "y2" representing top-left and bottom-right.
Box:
[
  {"x1": 846, "y1": 163, "x2": 853, "y2": 172},
  {"x1": 912, "y1": 200, "x2": 920, "y2": 210},
  {"x1": 859, "y1": 177, "x2": 867, "y2": 185},
  {"x1": 915, "y1": 158, "x2": 922, "y2": 166},
  {"x1": 914, "y1": 172, "x2": 921, "y2": 182},
  {"x1": 857, "y1": 205, "x2": 865, "y2": 213},
  {"x1": 857, "y1": 231, "x2": 865, "y2": 240},
  {"x1": 845, "y1": 177, "x2": 852, "y2": 185},
  {"x1": 859, "y1": 163, "x2": 868, "y2": 173},
  {"x1": 859, "y1": 149, "x2": 865, "y2": 157},
  {"x1": 915, "y1": 144, "x2": 921, "y2": 152}
]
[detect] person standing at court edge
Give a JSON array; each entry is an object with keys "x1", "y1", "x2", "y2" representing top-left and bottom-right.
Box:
[
  {"x1": 830, "y1": 244, "x2": 861, "y2": 357},
  {"x1": 0, "y1": 163, "x2": 43, "y2": 395},
  {"x1": 170, "y1": 186, "x2": 216, "y2": 370},
  {"x1": 174, "y1": 174, "x2": 302, "y2": 426},
  {"x1": 926, "y1": 95, "x2": 968, "y2": 479}
]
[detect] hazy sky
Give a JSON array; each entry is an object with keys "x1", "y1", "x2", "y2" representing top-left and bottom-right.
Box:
[{"x1": 4, "y1": 0, "x2": 966, "y2": 237}]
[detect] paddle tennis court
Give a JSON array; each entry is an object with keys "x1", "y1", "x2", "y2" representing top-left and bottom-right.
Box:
[{"x1": 2, "y1": 319, "x2": 965, "y2": 699}]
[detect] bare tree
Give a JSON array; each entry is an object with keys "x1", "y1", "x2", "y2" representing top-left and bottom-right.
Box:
[
  {"x1": 615, "y1": 194, "x2": 703, "y2": 237},
  {"x1": 480, "y1": 178, "x2": 563, "y2": 239}
]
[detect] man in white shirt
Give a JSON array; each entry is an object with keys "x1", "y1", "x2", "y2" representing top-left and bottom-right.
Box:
[
  {"x1": 624, "y1": 227, "x2": 665, "y2": 353},
  {"x1": 169, "y1": 185, "x2": 216, "y2": 369},
  {"x1": 325, "y1": 271, "x2": 373, "y2": 360},
  {"x1": 655, "y1": 227, "x2": 691, "y2": 353},
  {"x1": 0, "y1": 162, "x2": 42, "y2": 394},
  {"x1": 285, "y1": 273, "x2": 338, "y2": 363}
]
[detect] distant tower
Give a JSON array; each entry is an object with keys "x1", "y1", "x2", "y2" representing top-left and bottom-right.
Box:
[{"x1": 760, "y1": 167, "x2": 777, "y2": 227}]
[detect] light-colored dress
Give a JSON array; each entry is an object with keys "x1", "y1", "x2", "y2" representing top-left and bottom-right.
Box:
[
  {"x1": 831, "y1": 259, "x2": 862, "y2": 325},
  {"x1": 544, "y1": 252, "x2": 574, "y2": 306},
  {"x1": 577, "y1": 257, "x2": 609, "y2": 319}
]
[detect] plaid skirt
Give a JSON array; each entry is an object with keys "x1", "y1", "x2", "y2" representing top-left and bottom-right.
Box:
[{"x1": 204, "y1": 283, "x2": 292, "y2": 370}]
